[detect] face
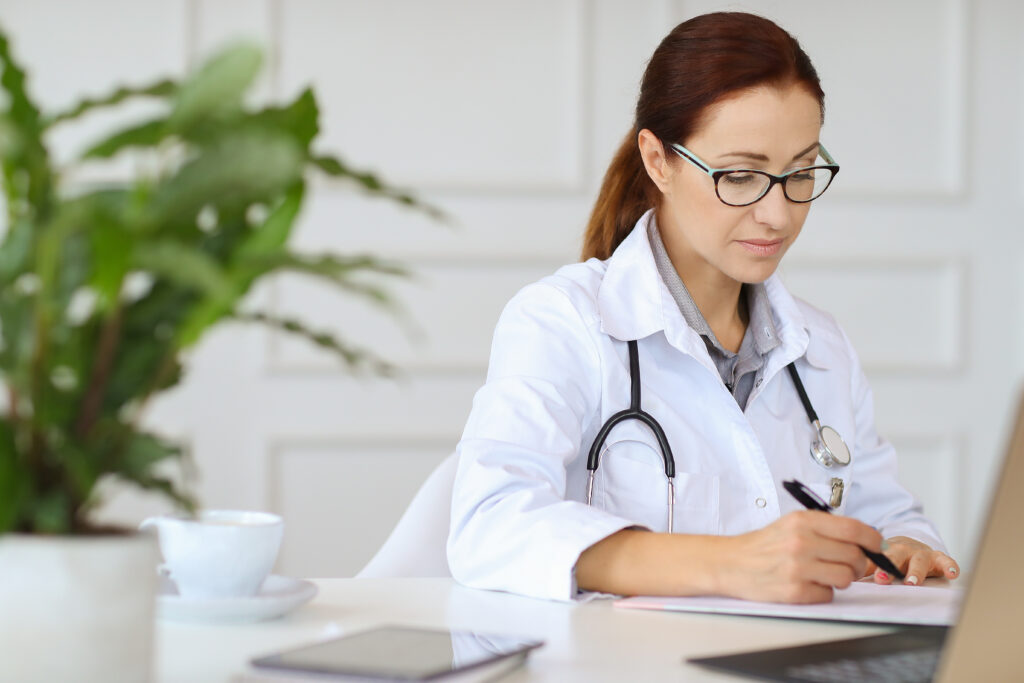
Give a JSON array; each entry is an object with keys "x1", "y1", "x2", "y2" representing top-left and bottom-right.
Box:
[{"x1": 639, "y1": 84, "x2": 823, "y2": 286}]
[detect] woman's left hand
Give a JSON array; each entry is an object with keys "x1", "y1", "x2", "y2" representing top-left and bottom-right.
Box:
[{"x1": 865, "y1": 536, "x2": 960, "y2": 586}]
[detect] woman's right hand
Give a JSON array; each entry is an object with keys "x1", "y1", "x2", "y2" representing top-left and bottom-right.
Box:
[{"x1": 715, "y1": 510, "x2": 883, "y2": 604}]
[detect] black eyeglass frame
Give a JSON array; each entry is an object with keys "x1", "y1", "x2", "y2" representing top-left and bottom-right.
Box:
[{"x1": 667, "y1": 141, "x2": 841, "y2": 207}]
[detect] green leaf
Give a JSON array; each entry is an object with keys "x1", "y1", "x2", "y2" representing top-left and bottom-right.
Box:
[
  {"x1": 249, "y1": 87, "x2": 319, "y2": 148},
  {"x1": 311, "y1": 154, "x2": 446, "y2": 221},
  {"x1": 81, "y1": 118, "x2": 168, "y2": 160},
  {"x1": 117, "y1": 431, "x2": 183, "y2": 478},
  {"x1": 60, "y1": 439, "x2": 100, "y2": 505},
  {"x1": 89, "y1": 222, "x2": 134, "y2": 307},
  {"x1": 149, "y1": 130, "x2": 304, "y2": 226},
  {"x1": 102, "y1": 329, "x2": 181, "y2": 414},
  {"x1": 0, "y1": 289, "x2": 33, "y2": 379},
  {"x1": 0, "y1": 417, "x2": 27, "y2": 532},
  {"x1": 174, "y1": 296, "x2": 233, "y2": 349},
  {"x1": 30, "y1": 490, "x2": 72, "y2": 534},
  {"x1": 169, "y1": 42, "x2": 262, "y2": 130},
  {"x1": 233, "y1": 311, "x2": 394, "y2": 374},
  {"x1": 0, "y1": 26, "x2": 53, "y2": 218},
  {"x1": 110, "y1": 430, "x2": 196, "y2": 514},
  {"x1": 133, "y1": 241, "x2": 234, "y2": 300},
  {"x1": 120, "y1": 474, "x2": 196, "y2": 515},
  {"x1": 238, "y1": 251, "x2": 408, "y2": 309},
  {"x1": 0, "y1": 217, "x2": 32, "y2": 282},
  {"x1": 44, "y1": 79, "x2": 177, "y2": 129},
  {"x1": 234, "y1": 184, "x2": 304, "y2": 263}
]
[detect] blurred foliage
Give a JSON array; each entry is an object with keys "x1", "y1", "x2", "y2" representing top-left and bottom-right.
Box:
[{"x1": 0, "y1": 31, "x2": 439, "y2": 534}]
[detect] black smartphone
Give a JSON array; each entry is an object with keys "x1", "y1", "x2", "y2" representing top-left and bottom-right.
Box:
[{"x1": 250, "y1": 625, "x2": 544, "y2": 681}]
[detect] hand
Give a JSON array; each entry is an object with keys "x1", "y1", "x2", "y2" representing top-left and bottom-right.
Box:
[
  {"x1": 718, "y1": 510, "x2": 883, "y2": 604},
  {"x1": 866, "y1": 536, "x2": 960, "y2": 586}
]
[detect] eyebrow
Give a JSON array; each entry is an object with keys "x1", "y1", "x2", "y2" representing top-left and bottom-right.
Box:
[{"x1": 716, "y1": 142, "x2": 820, "y2": 163}]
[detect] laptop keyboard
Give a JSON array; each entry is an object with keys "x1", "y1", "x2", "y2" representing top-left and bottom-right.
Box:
[{"x1": 783, "y1": 646, "x2": 941, "y2": 683}]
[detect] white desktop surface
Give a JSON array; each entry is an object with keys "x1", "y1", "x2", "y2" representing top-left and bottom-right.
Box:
[{"x1": 155, "y1": 578, "x2": 941, "y2": 682}]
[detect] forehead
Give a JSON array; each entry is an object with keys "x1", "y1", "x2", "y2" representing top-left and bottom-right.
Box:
[{"x1": 688, "y1": 85, "x2": 823, "y2": 157}]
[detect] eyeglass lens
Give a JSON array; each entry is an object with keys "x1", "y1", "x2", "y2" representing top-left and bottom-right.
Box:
[{"x1": 717, "y1": 166, "x2": 835, "y2": 206}]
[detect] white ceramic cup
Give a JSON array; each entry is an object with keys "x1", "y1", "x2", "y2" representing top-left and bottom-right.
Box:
[{"x1": 139, "y1": 510, "x2": 284, "y2": 599}]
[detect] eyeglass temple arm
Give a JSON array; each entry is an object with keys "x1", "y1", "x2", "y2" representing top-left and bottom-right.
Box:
[
  {"x1": 672, "y1": 140, "x2": 838, "y2": 170},
  {"x1": 668, "y1": 142, "x2": 711, "y2": 173},
  {"x1": 817, "y1": 143, "x2": 837, "y2": 166}
]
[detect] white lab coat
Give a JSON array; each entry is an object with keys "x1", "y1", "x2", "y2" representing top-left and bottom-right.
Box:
[{"x1": 447, "y1": 209, "x2": 945, "y2": 602}]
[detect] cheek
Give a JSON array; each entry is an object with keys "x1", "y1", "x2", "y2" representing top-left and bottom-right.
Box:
[
  {"x1": 789, "y1": 204, "x2": 812, "y2": 234},
  {"x1": 673, "y1": 184, "x2": 738, "y2": 243}
]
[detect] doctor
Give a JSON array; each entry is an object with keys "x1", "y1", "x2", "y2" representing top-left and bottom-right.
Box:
[{"x1": 447, "y1": 11, "x2": 960, "y2": 603}]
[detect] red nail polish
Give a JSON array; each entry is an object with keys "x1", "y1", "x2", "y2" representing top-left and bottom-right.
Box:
[{"x1": 877, "y1": 571, "x2": 889, "y2": 580}]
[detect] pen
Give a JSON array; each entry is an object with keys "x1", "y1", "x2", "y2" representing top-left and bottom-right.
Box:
[{"x1": 782, "y1": 479, "x2": 905, "y2": 580}]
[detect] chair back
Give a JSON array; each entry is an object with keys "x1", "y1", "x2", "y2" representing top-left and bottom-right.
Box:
[{"x1": 356, "y1": 452, "x2": 457, "y2": 578}]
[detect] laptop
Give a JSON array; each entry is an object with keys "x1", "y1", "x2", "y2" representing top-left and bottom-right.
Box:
[{"x1": 689, "y1": 393, "x2": 1024, "y2": 682}]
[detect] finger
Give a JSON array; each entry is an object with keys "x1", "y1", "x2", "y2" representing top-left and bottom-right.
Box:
[
  {"x1": 805, "y1": 513, "x2": 883, "y2": 552},
  {"x1": 932, "y1": 553, "x2": 961, "y2": 580},
  {"x1": 861, "y1": 558, "x2": 878, "y2": 579},
  {"x1": 870, "y1": 541, "x2": 904, "y2": 585},
  {"x1": 878, "y1": 541, "x2": 913, "y2": 575},
  {"x1": 810, "y1": 537, "x2": 868, "y2": 578},
  {"x1": 903, "y1": 551, "x2": 933, "y2": 586},
  {"x1": 805, "y1": 559, "x2": 859, "y2": 591},
  {"x1": 784, "y1": 582, "x2": 835, "y2": 605}
]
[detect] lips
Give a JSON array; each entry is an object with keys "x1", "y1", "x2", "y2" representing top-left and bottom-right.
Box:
[{"x1": 737, "y1": 238, "x2": 784, "y2": 256}]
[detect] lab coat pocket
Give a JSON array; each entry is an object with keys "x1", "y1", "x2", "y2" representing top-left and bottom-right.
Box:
[
  {"x1": 596, "y1": 433, "x2": 720, "y2": 534},
  {"x1": 802, "y1": 474, "x2": 851, "y2": 516}
]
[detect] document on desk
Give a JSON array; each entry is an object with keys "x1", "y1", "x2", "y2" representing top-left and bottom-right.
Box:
[{"x1": 615, "y1": 581, "x2": 962, "y2": 626}]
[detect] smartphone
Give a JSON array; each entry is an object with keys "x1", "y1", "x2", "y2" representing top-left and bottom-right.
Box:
[{"x1": 250, "y1": 625, "x2": 544, "y2": 681}]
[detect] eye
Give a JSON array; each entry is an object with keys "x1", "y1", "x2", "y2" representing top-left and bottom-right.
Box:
[
  {"x1": 722, "y1": 172, "x2": 758, "y2": 186},
  {"x1": 788, "y1": 170, "x2": 816, "y2": 182}
]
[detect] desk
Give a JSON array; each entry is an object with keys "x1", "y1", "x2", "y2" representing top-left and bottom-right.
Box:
[{"x1": 156, "y1": 578, "x2": 906, "y2": 682}]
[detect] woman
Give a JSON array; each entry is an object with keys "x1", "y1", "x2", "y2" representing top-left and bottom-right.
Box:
[{"x1": 447, "y1": 12, "x2": 960, "y2": 602}]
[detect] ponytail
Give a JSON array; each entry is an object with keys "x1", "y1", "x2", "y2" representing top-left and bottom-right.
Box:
[{"x1": 581, "y1": 128, "x2": 659, "y2": 261}]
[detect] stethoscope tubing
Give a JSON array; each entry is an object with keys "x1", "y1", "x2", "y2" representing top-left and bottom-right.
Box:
[
  {"x1": 585, "y1": 340, "x2": 677, "y2": 532},
  {"x1": 585, "y1": 338, "x2": 848, "y2": 532}
]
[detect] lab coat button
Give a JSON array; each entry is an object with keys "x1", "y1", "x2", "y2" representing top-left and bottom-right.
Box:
[
  {"x1": 755, "y1": 378, "x2": 763, "y2": 387},
  {"x1": 755, "y1": 497, "x2": 767, "y2": 508}
]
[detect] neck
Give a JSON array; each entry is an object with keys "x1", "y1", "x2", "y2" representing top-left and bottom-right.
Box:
[{"x1": 658, "y1": 212, "x2": 746, "y2": 350}]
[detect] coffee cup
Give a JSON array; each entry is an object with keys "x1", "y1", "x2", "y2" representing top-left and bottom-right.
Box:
[{"x1": 139, "y1": 510, "x2": 284, "y2": 599}]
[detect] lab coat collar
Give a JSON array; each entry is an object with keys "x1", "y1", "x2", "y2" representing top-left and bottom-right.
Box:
[{"x1": 596, "y1": 209, "x2": 824, "y2": 374}]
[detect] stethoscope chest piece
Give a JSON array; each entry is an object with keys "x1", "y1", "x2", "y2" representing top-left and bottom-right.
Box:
[
  {"x1": 786, "y1": 364, "x2": 852, "y2": 469},
  {"x1": 810, "y1": 420, "x2": 851, "y2": 468}
]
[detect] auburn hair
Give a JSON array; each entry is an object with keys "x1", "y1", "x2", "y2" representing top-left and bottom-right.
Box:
[{"x1": 581, "y1": 12, "x2": 825, "y2": 261}]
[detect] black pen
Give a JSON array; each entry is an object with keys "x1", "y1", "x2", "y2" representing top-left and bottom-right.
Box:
[{"x1": 782, "y1": 479, "x2": 905, "y2": 580}]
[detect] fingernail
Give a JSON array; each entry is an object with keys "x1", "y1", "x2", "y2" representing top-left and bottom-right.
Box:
[
  {"x1": 906, "y1": 575, "x2": 918, "y2": 585},
  {"x1": 877, "y1": 571, "x2": 889, "y2": 580},
  {"x1": 881, "y1": 540, "x2": 890, "y2": 551},
  {"x1": 948, "y1": 567, "x2": 958, "y2": 576}
]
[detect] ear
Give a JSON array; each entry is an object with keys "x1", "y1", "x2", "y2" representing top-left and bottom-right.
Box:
[{"x1": 637, "y1": 128, "x2": 675, "y2": 195}]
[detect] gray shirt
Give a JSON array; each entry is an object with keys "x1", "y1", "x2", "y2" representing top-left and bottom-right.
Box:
[{"x1": 648, "y1": 219, "x2": 780, "y2": 410}]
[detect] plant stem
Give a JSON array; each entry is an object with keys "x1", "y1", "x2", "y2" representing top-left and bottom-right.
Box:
[
  {"x1": 131, "y1": 347, "x2": 178, "y2": 426},
  {"x1": 74, "y1": 303, "x2": 124, "y2": 439},
  {"x1": 7, "y1": 385, "x2": 18, "y2": 424}
]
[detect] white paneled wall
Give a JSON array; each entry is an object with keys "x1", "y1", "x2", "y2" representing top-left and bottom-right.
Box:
[{"x1": 1, "y1": 0, "x2": 1020, "y2": 578}]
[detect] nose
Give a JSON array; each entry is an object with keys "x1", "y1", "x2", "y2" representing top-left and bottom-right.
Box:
[{"x1": 750, "y1": 182, "x2": 790, "y2": 230}]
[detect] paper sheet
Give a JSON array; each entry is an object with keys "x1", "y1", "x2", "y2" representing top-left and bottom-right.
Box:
[{"x1": 615, "y1": 581, "x2": 962, "y2": 626}]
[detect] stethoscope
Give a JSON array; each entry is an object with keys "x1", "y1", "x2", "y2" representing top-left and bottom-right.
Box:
[{"x1": 584, "y1": 340, "x2": 851, "y2": 532}]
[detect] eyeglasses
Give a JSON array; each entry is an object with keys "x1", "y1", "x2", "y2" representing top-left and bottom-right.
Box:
[{"x1": 667, "y1": 141, "x2": 840, "y2": 207}]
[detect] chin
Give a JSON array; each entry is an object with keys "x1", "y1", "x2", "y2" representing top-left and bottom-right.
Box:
[{"x1": 731, "y1": 262, "x2": 781, "y2": 285}]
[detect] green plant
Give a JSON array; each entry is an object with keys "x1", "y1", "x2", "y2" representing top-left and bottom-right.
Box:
[{"x1": 0, "y1": 31, "x2": 437, "y2": 534}]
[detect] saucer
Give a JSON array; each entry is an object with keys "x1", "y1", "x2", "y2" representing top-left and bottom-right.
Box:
[{"x1": 156, "y1": 574, "x2": 318, "y2": 623}]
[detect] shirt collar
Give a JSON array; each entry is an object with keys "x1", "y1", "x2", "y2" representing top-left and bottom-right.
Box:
[
  {"x1": 596, "y1": 208, "x2": 816, "y2": 373},
  {"x1": 647, "y1": 216, "x2": 780, "y2": 359}
]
